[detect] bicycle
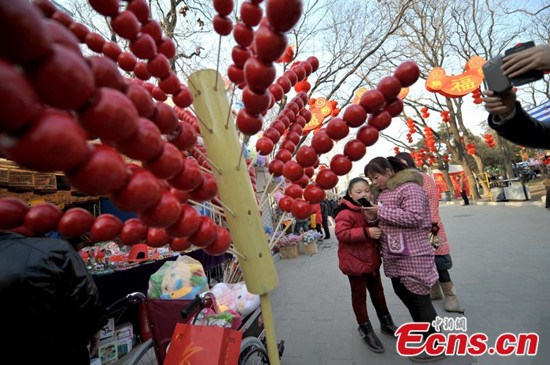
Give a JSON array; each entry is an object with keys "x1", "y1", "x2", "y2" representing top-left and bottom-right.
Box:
[{"x1": 103, "y1": 291, "x2": 282, "y2": 365}]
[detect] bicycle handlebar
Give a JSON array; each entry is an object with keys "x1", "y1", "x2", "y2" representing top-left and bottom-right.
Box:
[
  {"x1": 181, "y1": 294, "x2": 202, "y2": 320},
  {"x1": 180, "y1": 291, "x2": 216, "y2": 321},
  {"x1": 105, "y1": 291, "x2": 146, "y2": 313}
]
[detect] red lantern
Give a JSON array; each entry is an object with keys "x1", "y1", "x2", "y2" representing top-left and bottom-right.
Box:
[
  {"x1": 278, "y1": 45, "x2": 294, "y2": 63},
  {"x1": 294, "y1": 79, "x2": 311, "y2": 93},
  {"x1": 466, "y1": 143, "x2": 477, "y2": 155},
  {"x1": 421, "y1": 107, "x2": 430, "y2": 118},
  {"x1": 471, "y1": 87, "x2": 482, "y2": 104},
  {"x1": 483, "y1": 133, "x2": 496, "y2": 148}
]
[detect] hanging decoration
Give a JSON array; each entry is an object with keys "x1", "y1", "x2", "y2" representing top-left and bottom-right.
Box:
[
  {"x1": 304, "y1": 97, "x2": 337, "y2": 133},
  {"x1": 440, "y1": 110, "x2": 451, "y2": 123},
  {"x1": 424, "y1": 127, "x2": 436, "y2": 153},
  {"x1": 471, "y1": 87, "x2": 483, "y2": 104},
  {"x1": 483, "y1": 133, "x2": 496, "y2": 148},
  {"x1": 421, "y1": 107, "x2": 430, "y2": 119},
  {"x1": 425, "y1": 56, "x2": 486, "y2": 98},
  {"x1": 276, "y1": 45, "x2": 294, "y2": 63},
  {"x1": 405, "y1": 118, "x2": 415, "y2": 143}
]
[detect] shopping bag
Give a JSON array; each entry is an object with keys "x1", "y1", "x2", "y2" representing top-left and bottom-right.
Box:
[{"x1": 164, "y1": 323, "x2": 242, "y2": 365}]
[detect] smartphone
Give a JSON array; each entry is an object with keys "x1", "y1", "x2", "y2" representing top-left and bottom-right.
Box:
[
  {"x1": 482, "y1": 56, "x2": 512, "y2": 94},
  {"x1": 504, "y1": 41, "x2": 544, "y2": 86},
  {"x1": 357, "y1": 198, "x2": 372, "y2": 207}
]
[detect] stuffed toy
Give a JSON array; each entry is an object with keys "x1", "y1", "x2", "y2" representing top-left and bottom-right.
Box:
[
  {"x1": 148, "y1": 255, "x2": 208, "y2": 300},
  {"x1": 211, "y1": 282, "x2": 260, "y2": 317}
]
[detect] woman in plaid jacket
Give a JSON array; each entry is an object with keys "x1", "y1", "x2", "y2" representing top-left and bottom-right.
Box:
[
  {"x1": 364, "y1": 157, "x2": 445, "y2": 363},
  {"x1": 396, "y1": 152, "x2": 464, "y2": 313}
]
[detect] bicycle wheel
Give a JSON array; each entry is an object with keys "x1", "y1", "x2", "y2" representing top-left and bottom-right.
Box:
[
  {"x1": 239, "y1": 336, "x2": 269, "y2": 365},
  {"x1": 113, "y1": 339, "x2": 159, "y2": 365}
]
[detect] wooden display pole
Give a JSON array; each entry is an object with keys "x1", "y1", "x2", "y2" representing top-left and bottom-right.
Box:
[{"x1": 188, "y1": 69, "x2": 280, "y2": 365}]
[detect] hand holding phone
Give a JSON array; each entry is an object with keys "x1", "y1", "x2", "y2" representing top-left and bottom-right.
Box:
[
  {"x1": 357, "y1": 198, "x2": 372, "y2": 207},
  {"x1": 482, "y1": 41, "x2": 545, "y2": 93},
  {"x1": 362, "y1": 206, "x2": 378, "y2": 220},
  {"x1": 502, "y1": 43, "x2": 548, "y2": 81},
  {"x1": 482, "y1": 56, "x2": 512, "y2": 94}
]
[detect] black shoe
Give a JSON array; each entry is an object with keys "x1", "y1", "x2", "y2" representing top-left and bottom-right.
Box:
[
  {"x1": 324, "y1": 236, "x2": 330, "y2": 239},
  {"x1": 379, "y1": 314, "x2": 398, "y2": 336},
  {"x1": 358, "y1": 321, "x2": 384, "y2": 353},
  {"x1": 410, "y1": 352, "x2": 447, "y2": 362}
]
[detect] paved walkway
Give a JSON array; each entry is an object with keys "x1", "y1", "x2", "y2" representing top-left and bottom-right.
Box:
[{"x1": 270, "y1": 204, "x2": 550, "y2": 365}]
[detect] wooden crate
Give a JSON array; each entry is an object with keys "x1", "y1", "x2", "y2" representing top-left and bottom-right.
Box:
[
  {"x1": 34, "y1": 173, "x2": 57, "y2": 194},
  {"x1": 8, "y1": 169, "x2": 34, "y2": 192},
  {"x1": 0, "y1": 168, "x2": 8, "y2": 187},
  {"x1": 279, "y1": 245, "x2": 299, "y2": 259}
]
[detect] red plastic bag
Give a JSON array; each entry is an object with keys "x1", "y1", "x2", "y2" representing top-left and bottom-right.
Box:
[{"x1": 164, "y1": 323, "x2": 242, "y2": 365}]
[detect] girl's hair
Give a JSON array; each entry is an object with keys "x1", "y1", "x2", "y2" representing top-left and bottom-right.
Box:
[
  {"x1": 364, "y1": 156, "x2": 393, "y2": 177},
  {"x1": 334, "y1": 177, "x2": 369, "y2": 218},
  {"x1": 395, "y1": 152, "x2": 416, "y2": 169},
  {"x1": 346, "y1": 177, "x2": 369, "y2": 195}
]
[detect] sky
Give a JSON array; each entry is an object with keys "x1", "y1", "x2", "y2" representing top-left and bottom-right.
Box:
[{"x1": 55, "y1": 0, "x2": 547, "y2": 192}]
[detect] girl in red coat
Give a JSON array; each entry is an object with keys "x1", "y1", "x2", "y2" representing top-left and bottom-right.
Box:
[{"x1": 335, "y1": 177, "x2": 397, "y2": 353}]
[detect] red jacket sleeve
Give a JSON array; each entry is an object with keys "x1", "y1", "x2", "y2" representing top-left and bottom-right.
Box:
[{"x1": 335, "y1": 211, "x2": 368, "y2": 243}]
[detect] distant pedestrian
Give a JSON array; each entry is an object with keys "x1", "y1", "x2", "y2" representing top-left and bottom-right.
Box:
[
  {"x1": 334, "y1": 177, "x2": 398, "y2": 353},
  {"x1": 320, "y1": 199, "x2": 332, "y2": 239},
  {"x1": 456, "y1": 174, "x2": 470, "y2": 205},
  {"x1": 294, "y1": 217, "x2": 309, "y2": 234},
  {"x1": 311, "y1": 202, "x2": 323, "y2": 236}
]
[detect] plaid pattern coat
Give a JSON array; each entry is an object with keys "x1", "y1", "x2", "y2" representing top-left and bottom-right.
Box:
[
  {"x1": 374, "y1": 169, "x2": 438, "y2": 295},
  {"x1": 420, "y1": 172, "x2": 450, "y2": 256}
]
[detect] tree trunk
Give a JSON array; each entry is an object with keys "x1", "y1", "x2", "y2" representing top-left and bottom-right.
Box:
[
  {"x1": 471, "y1": 155, "x2": 490, "y2": 197},
  {"x1": 500, "y1": 138, "x2": 516, "y2": 179}
]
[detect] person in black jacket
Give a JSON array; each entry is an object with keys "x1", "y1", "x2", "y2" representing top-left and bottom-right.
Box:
[
  {"x1": 482, "y1": 44, "x2": 550, "y2": 149},
  {"x1": 320, "y1": 199, "x2": 331, "y2": 239},
  {"x1": 483, "y1": 89, "x2": 550, "y2": 149},
  {"x1": 0, "y1": 231, "x2": 105, "y2": 365}
]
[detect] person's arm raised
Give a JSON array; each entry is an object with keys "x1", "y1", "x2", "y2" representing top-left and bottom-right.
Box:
[{"x1": 502, "y1": 44, "x2": 550, "y2": 78}]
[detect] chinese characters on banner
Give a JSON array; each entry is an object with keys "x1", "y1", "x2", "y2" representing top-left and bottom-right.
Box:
[{"x1": 425, "y1": 56, "x2": 486, "y2": 98}]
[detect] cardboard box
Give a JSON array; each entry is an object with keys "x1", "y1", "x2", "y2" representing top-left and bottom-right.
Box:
[
  {"x1": 117, "y1": 338, "x2": 133, "y2": 358},
  {"x1": 99, "y1": 317, "x2": 115, "y2": 340},
  {"x1": 114, "y1": 322, "x2": 133, "y2": 342},
  {"x1": 98, "y1": 338, "x2": 118, "y2": 365}
]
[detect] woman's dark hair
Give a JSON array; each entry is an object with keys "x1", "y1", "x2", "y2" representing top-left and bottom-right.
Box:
[
  {"x1": 387, "y1": 156, "x2": 408, "y2": 172},
  {"x1": 364, "y1": 156, "x2": 393, "y2": 177},
  {"x1": 395, "y1": 152, "x2": 416, "y2": 169}
]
